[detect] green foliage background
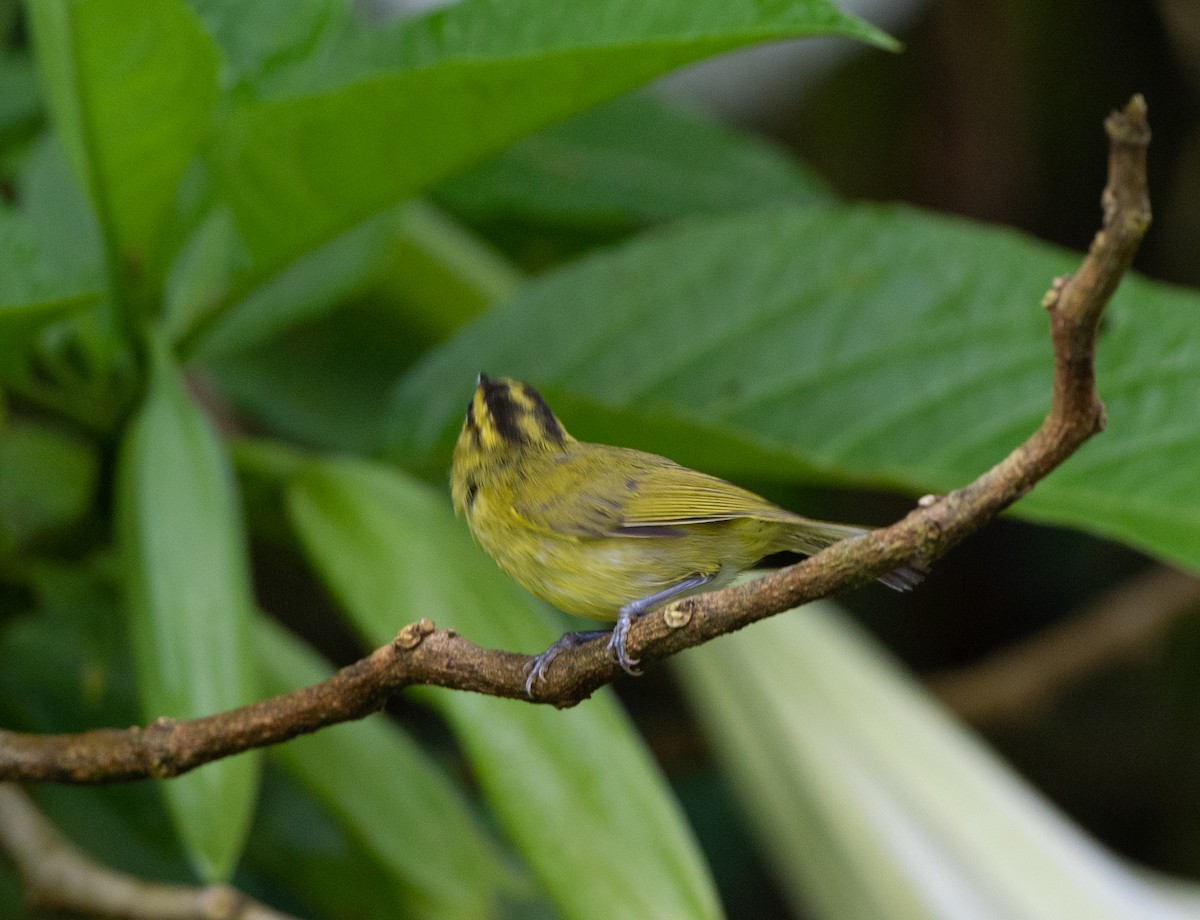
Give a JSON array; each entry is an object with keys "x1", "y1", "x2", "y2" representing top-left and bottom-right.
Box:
[{"x1": 3, "y1": 1, "x2": 1200, "y2": 918}]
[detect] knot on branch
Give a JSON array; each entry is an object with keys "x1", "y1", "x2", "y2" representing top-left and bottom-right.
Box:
[
  {"x1": 144, "y1": 717, "x2": 181, "y2": 779},
  {"x1": 395, "y1": 618, "x2": 436, "y2": 650}
]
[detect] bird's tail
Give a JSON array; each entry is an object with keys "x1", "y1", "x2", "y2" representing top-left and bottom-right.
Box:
[{"x1": 781, "y1": 520, "x2": 926, "y2": 592}]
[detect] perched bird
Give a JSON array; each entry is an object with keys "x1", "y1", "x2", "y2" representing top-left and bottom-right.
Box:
[{"x1": 451, "y1": 374, "x2": 922, "y2": 694}]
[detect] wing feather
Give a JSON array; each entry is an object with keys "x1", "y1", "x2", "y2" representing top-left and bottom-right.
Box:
[{"x1": 512, "y1": 444, "x2": 794, "y2": 537}]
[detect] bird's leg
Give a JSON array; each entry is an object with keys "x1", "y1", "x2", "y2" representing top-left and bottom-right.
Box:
[
  {"x1": 524, "y1": 574, "x2": 714, "y2": 696},
  {"x1": 608, "y1": 573, "x2": 714, "y2": 676},
  {"x1": 524, "y1": 630, "x2": 611, "y2": 696}
]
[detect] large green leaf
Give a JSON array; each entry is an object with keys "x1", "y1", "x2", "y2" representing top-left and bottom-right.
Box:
[
  {"x1": 386, "y1": 203, "x2": 1200, "y2": 572},
  {"x1": 116, "y1": 334, "x2": 260, "y2": 880},
  {"x1": 285, "y1": 457, "x2": 723, "y2": 920},
  {"x1": 26, "y1": 0, "x2": 219, "y2": 265},
  {"x1": 213, "y1": 0, "x2": 891, "y2": 273},
  {"x1": 255, "y1": 617, "x2": 515, "y2": 920},
  {"x1": 435, "y1": 92, "x2": 834, "y2": 229},
  {"x1": 674, "y1": 599, "x2": 1196, "y2": 920}
]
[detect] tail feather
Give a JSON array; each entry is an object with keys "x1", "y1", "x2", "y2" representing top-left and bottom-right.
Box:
[
  {"x1": 782, "y1": 519, "x2": 926, "y2": 592},
  {"x1": 877, "y1": 565, "x2": 927, "y2": 592}
]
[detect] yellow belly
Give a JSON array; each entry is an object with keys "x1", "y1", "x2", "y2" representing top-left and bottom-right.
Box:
[{"x1": 467, "y1": 492, "x2": 770, "y2": 621}]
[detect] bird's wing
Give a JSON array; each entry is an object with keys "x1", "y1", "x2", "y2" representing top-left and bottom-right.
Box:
[
  {"x1": 512, "y1": 445, "x2": 791, "y2": 538},
  {"x1": 616, "y1": 462, "x2": 791, "y2": 530}
]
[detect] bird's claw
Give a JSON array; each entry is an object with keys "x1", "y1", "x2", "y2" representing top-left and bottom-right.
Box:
[
  {"x1": 522, "y1": 629, "x2": 613, "y2": 696},
  {"x1": 523, "y1": 651, "x2": 557, "y2": 697},
  {"x1": 607, "y1": 618, "x2": 641, "y2": 675}
]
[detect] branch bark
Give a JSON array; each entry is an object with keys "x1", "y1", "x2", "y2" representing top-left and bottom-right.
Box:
[{"x1": 0, "y1": 96, "x2": 1152, "y2": 785}]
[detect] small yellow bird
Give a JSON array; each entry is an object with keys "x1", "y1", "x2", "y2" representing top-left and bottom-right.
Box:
[{"x1": 451, "y1": 374, "x2": 921, "y2": 694}]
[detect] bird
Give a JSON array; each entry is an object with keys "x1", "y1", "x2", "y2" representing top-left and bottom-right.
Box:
[{"x1": 451, "y1": 374, "x2": 922, "y2": 694}]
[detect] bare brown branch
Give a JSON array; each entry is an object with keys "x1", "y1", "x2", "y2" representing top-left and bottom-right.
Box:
[
  {"x1": 931, "y1": 565, "x2": 1200, "y2": 724},
  {"x1": 0, "y1": 784, "x2": 297, "y2": 919},
  {"x1": 0, "y1": 96, "x2": 1153, "y2": 785}
]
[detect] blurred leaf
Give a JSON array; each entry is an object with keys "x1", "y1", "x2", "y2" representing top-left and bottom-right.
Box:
[
  {"x1": 199, "y1": 203, "x2": 515, "y2": 454},
  {"x1": 285, "y1": 457, "x2": 724, "y2": 920},
  {"x1": 0, "y1": 421, "x2": 97, "y2": 553},
  {"x1": 188, "y1": 209, "x2": 397, "y2": 361},
  {"x1": 190, "y1": 198, "x2": 515, "y2": 362},
  {"x1": 0, "y1": 563, "x2": 133, "y2": 736},
  {"x1": 0, "y1": 576, "x2": 420, "y2": 915},
  {"x1": 0, "y1": 51, "x2": 41, "y2": 141},
  {"x1": 0, "y1": 207, "x2": 100, "y2": 356},
  {"x1": 26, "y1": 0, "x2": 219, "y2": 265},
  {"x1": 382, "y1": 199, "x2": 522, "y2": 342},
  {"x1": 30, "y1": 782, "x2": 199, "y2": 886},
  {"x1": 229, "y1": 437, "x2": 311, "y2": 550},
  {"x1": 0, "y1": 863, "x2": 20, "y2": 920},
  {"x1": 15, "y1": 134, "x2": 106, "y2": 297},
  {"x1": 255, "y1": 616, "x2": 516, "y2": 920},
  {"x1": 243, "y1": 768, "x2": 441, "y2": 920},
  {"x1": 435, "y1": 92, "x2": 834, "y2": 230},
  {"x1": 116, "y1": 334, "x2": 260, "y2": 880},
  {"x1": 387, "y1": 203, "x2": 1200, "y2": 573},
  {"x1": 213, "y1": 0, "x2": 892, "y2": 273},
  {"x1": 188, "y1": 0, "x2": 356, "y2": 94},
  {"x1": 205, "y1": 299, "x2": 429, "y2": 454},
  {"x1": 163, "y1": 207, "x2": 240, "y2": 344},
  {"x1": 0, "y1": 566, "x2": 203, "y2": 886},
  {"x1": 674, "y1": 599, "x2": 1196, "y2": 920},
  {"x1": 1, "y1": 138, "x2": 130, "y2": 431},
  {"x1": 0, "y1": 137, "x2": 107, "y2": 390}
]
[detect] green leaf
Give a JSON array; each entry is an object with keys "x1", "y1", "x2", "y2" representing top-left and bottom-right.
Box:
[
  {"x1": 26, "y1": 0, "x2": 219, "y2": 264},
  {"x1": 0, "y1": 207, "x2": 67, "y2": 311},
  {"x1": 189, "y1": 198, "x2": 516, "y2": 361},
  {"x1": 0, "y1": 137, "x2": 107, "y2": 379},
  {"x1": 0, "y1": 563, "x2": 133, "y2": 736},
  {"x1": 255, "y1": 617, "x2": 515, "y2": 920},
  {"x1": 244, "y1": 770, "x2": 462, "y2": 920},
  {"x1": 187, "y1": 0, "x2": 356, "y2": 94},
  {"x1": 381, "y1": 199, "x2": 522, "y2": 342},
  {"x1": 0, "y1": 211, "x2": 98, "y2": 364},
  {"x1": 386, "y1": 203, "x2": 1200, "y2": 572},
  {"x1": 162, "y1": 207, "x2": 240, "y2": 345},
  {"x1": 14, "y1": 134, "x2": 106, "y2": 295},
  {"x1": 187, "y1": 209, "x2": 397, "y2": 361},
  {"x1": 673, "y1": 599, "x2": 1191, "y2": 919},
  {"x1": 116, "y1": 334, "x2": 260, "y2": 880},
  {"x1": 0, "y1": 421, "x2": 97, "y2": 553},
  {"x1": 285, "y1": 457, "x2": 723, "y2": 920},
  {"x1": 435, "y1": 92, "x2": 834, "y2": 229},
  {"x1": 194, "y1": 202, "x2": 509, "y2": 450},
  {"x1": 205, "y1": 299, "x2": 430, "y2": 454},
  {"x1": 213, "y1": 0, "x2": 892, "y2": 272},
  {"x1": 0, "y1": 52, "x2": 42, "y2": 141}
]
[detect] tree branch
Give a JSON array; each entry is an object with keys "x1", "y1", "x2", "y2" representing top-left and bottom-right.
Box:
[
  {"x1": 0, "y1": 784, "x2": 297, "y2": 920},
  {"x1": 930, "y1": 565, "x2": 1200, "y2": 724},
  {"x1": 0, "y1": 96, "x2": 1152, "y2": 785}
]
